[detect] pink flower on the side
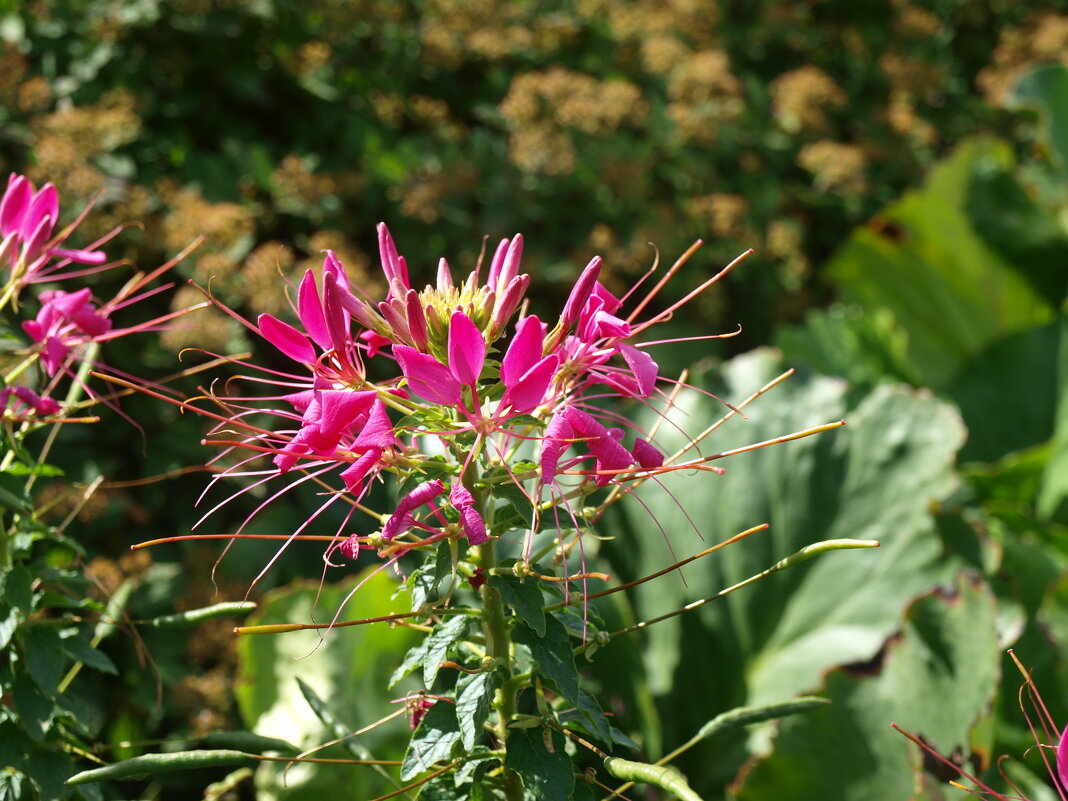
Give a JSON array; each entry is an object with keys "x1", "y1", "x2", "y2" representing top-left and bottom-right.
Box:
[
  {"x1": 0, "y1": 174, "x2": 111, "y2": 293},
  {"x1": 22, "y1": 288, "x2": 113, "y2": 375}
]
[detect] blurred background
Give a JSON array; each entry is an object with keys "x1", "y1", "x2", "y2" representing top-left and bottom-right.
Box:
[{"x1": 2, "y1": 1, "x2": 1067, "y2": 799}]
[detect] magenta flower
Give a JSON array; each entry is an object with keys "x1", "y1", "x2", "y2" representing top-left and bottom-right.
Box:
[
  {"x1": 449, "y1": 483, "x2": 488, "y2": 545},
  {"x1": 22, "y1": 288, "x2": 113, "y2": 375},
  {"x1": 0, "y1": 386, "x2": 60, "y2": 418},
  {"x1": 0, "y1": 174, "x2": 115, "y2": 305}
]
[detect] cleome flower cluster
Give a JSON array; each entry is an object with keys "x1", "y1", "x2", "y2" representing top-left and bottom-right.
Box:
[
  {"x1": 0, "y1": 173, "x2": 194, "y2": 417},
  {"x1": 196, "y1": 223, "x2": 746, "y2": 582}
]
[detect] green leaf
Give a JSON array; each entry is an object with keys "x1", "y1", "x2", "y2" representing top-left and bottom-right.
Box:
[
  {"x1": 513, "y1": 615, "x2": 579, "y2": 706},
  {"x1": 10, "y1": 674, "x2": 52, "y2": 742},
  {"x1": 1008, "y1": 63, "x2": 1068, "y2": 175},
  {"x1": 0, "y1": 565, "x2": 33, "y2": 615},
  {"x1": 422, "y1": 614, "x2": 474, "y2": 689},
  {"x1": 410, "y1": 541, "x2": 453, "y2": 612},
  {"x1": 735, "y1": 574, "x2": 998, "y2": 800},
  {"x1": 560, "y1": 691, "x2": 613, "y2": 748},
  {"x1": 0, "y1": 606, "x2": 16, "y2": 651},
  {"x1": 455, "y1": 669, "x2": 500, "y2": 750},
  {"x1": 0, "y1": 768, "x2": 31, "y2": 801},
  {"x1": 400, "y1": 699, "x2": 461, "y2": 781},
  {"x1": 66, "y1": 750, "x2": 254, "y2": 785},
  {"x1": 827, "y1": 137, "x2": 1056, "y2": 390},
  {"x1": 22, "y1": 626, "x2": 66, "y2": 695},
  {"x1": 0, "y1": 473, "x2": 31, "y2": 514},
  {"x1": 604, "y1": 348, "x2": 970, "y2": 795},
  {"x1": 60, "y1": 631, "x2": 117, "y2": 676},
  {"x1": 505, "y1": 727, "x2": 573, "y2": 801},
  {"x1": 489, "y1": 571, "x2": 546, "y2": 636}
]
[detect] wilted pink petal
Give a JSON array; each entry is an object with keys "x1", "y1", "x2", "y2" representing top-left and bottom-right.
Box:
[
  {"x1": 383, "y1": 479, "x2": 446, "y2": 540},
  {"x1": 564, "y1": 407, "x2": 635, "y2": 486},
  {"x1": 450, "y1": 483, "x2": 488, "y2": 545},
  {"x1": 632, "y1": 438, "x2": 665, "y2": 469},
  {"x1": 447, "y1": 311, "x2": 486, "y2": 386},
  {"x1": 298, "y1": 269, "x2": 331, "y2": 350},
  {"x1": 540, "y1": 409, "x2": 574, "y2": 484},
  {"x1": 619, "y1": 343, "x2": 658, "y2": 397},
  {"x1": 339, "y1": 534, "x2": 362, "y2": 560},
  {"x1": 561, "y1": 256, "x2": 602, "y2": 328},
  {"x1": 259, "y1": 313, "x2": 315, "y2": 363},
  {"x1": 394, "y1": 344, "x2": 461, "y2": 405}
]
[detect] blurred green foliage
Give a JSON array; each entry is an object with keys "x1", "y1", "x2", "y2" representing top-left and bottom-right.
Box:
[{"x1": 2, "y1": 1, "x2": 1068, "y2": 799}]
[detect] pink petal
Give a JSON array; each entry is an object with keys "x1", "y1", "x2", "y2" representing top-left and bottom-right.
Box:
[
  {"x1": 321, "y1": 271, "x2": 351, "y2": 354},
  {"x1": 393, "y1": 344, "x2": 461, "y2": 406},
  {"x1": 1059, "y1": 724, "x2": 1068, "y2": 792},
  {"x1": 449, "y1": 483, "x2": 488, "y2": 544},
  {"x1": 323, "y1": 249, "x2": 349, "y2": 292},
  {"x1": 315, "y1": 390, "x2": 376, "y2": 447},
  {"x1": 51, "y1": 247, "x2": 107, "y2": 264},
  {"x1": 447, "y1": 311, "x2": 486, "y2": 385},
  {"x1": 258, "y1": 313, "x2": 315, "y2": 363},
  {"x1": 501, "y1": 315, "x2": 545, "y2": 387},
  {"x1": 632, "y1": 438, "x2": 664, "y2": 468},
  {"x1": 540, "y1": 409, "x2": 574, "y2": 484},
  {"x1": 495, "y1": 234, "x2": 523, "y2": 292},
  {"x1": 360, "y1": 329, "x2": 392, "y2": 358},
  {"x1": 561, "y1": 256, "x2": 602, "y2": 328},
  {"x1": 619, "y1": 343, "x2": 658, "y2": 397},
  {"x1": 377, "y1": 222, "x2": 408, "y2": 290},
  {"x1": 298, "y1": 269, "x2": 331, "y2": 350},
  {"x1": 487, "y1": 238, "x2": 510, "y2": 287},
  {"x1": 405, "y1": 289, "x2": 428, "y2": 350},
  {"x1": 353, "y1": 399, "x2": 397, "y2": 450},
  {"x1": 24, "y1": 183, "x2": 58, "y2": 239},
  {"x1": 340, "y1": 449, "x2": 382, "y2": 493},
  {"x1": 504, "y1": 354, "x2": 559, "y2": 414},
  {"x1": 0, "y1": 174, "x2": 31, "y2": 237}
]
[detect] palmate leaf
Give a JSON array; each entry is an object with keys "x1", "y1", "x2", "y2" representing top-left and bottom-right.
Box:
[
  {"x1": 736, "y1": 574, "x2": 999, "y2": 801},
  {"x1": 602, "y1": 348, "x2": 970, "y2": 795}
]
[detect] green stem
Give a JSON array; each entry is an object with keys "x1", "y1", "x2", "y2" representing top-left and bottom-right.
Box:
[{"x1": 477, "y1": 537, "x2": 523, "y2": 801}]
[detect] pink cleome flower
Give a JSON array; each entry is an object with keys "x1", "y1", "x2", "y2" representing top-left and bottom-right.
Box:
[{"x1": 193, "y1": 222, "x2": 748, "y2": 581}]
